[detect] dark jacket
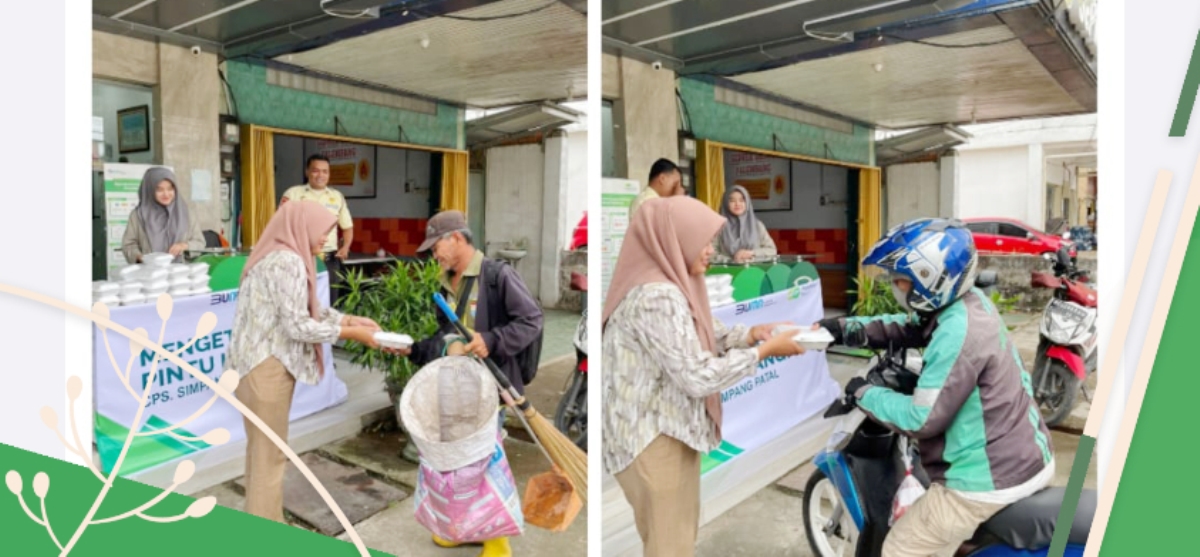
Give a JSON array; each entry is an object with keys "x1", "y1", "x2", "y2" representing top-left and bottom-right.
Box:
[{"x1": 412, "y1": 257, "x2": 544, "y2": 395}]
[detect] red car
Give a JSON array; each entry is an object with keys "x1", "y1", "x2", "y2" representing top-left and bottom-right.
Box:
[
  {"x1": 963, "y1": 218, "x2": 1076, "y2": 258},
  {"x1": 570, "y1": 212, "x2": 587, "y2": 251}
]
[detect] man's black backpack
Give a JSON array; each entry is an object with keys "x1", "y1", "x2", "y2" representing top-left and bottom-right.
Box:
[{"x1": 458, "y1": 258, "x2": 544, "y2": 386}]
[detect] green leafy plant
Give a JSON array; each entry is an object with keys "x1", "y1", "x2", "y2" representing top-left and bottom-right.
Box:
[
  {"x1": 848, "y1": 274, "x2": 904, "y2": 317},
  {"x1": 990, "y1": 291, "x2": 1020, "y2": 314},
  {"x1": 339, "y1": 259, "x2": 443, "y2": 396}
]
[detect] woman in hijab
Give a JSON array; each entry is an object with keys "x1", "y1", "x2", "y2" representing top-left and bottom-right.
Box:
[
  {"x1": 601, "y1": 196, "x2": 805, "y2": 556},
  {"x1": 715, "y1": 185, "x2": 777, "y2": 263},
  {"x1": 121, "y1": 167, "x2": 206, "y2": 264},
  {"x1": 228, "y1": 200, "x2": 385, "y2": 522}
]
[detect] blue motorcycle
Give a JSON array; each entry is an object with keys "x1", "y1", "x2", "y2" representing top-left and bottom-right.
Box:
[{"x1": 801, "y1": 342, "x2": 1095, "y2": 556}]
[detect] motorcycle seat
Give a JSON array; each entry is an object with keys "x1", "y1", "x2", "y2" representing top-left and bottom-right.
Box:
[{"x1": 980, "y1": 487, "x2": 1096, "y2": 550}]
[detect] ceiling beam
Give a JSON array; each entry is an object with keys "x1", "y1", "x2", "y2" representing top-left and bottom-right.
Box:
[
  {"x1": 93, "y1": 14, "x2": 225, "y2": 54},
  {"x1": 633, "y1": 0, "x2": 822, "y2": 47}
]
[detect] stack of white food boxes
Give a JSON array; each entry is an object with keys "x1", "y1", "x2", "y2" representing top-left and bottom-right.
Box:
[
  {"x1": 706, "y1": 274, "x2": 735, "y2": 308},
  {"x1": 92, "y1": 255, "x2": 213, "y2": 307}
]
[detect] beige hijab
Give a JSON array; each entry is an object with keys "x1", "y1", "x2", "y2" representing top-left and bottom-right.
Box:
[
  {"x1": 242, "y1": 201, "x2": 338, "y2": 376},
  {"x1": 602, "y1": 196, "x2": 730, "y2": 439}
]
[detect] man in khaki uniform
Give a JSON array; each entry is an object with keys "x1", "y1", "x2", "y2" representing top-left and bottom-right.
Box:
[
  {"x1": 280, "y1": 154, "x2": 354, "y2": 305},
  {"x1": 629, "y1": 158, "x2": 684, "y2": 216}
]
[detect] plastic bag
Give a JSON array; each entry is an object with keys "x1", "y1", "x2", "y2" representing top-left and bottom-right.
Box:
[
  {"x1": 414, "y1": 437, "x2": 525, "y2": 544},
  {"x1": 890, "y1": 437, "x2": 926, "y2": 527}
]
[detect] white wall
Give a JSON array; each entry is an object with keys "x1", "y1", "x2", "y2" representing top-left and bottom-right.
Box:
[
  {"x1": 93, "y1": 80, "x2": 156, "y2": 165},
  {"x1": 273, "y1": 134, "x2": 433, "y2": 219},
  {"x1": 755, "y1": 161, "x2": 850, "y2": 230},
  {"x1": 565, "y1": 128, "x2": 588, "y2": 245},
  {"x1": 956, "y1": 145, "x2": 1043, "y2": 225},
  {"x1": 485, "y1": 144, "x2": 546, "y2": 298},
  {"x1": 886, "y1": 162, "x2": 940, "y2": 228}
]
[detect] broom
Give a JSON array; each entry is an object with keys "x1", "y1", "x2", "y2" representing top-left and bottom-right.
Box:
[{"x1": 432, "y1": 293, "x2": 588, "y2": 502}]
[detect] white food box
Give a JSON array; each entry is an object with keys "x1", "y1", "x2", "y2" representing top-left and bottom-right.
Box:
[
  {"x1": 789, "y1": 327, "x2": 835, "y2": 351},
  {"x1": 374, "y1": 332, "x2": 414, "y2": 350},
  {"x1": 169, "y1": 264, "x2": 192, "y2": 277},
  {"x1": 93, "y1": 281, "x2": 119, "y2": 294},
  {"x1": 120, "y1": 294, "x2": 147, "y2": 306},
  {"x1": 117, "y1": 265, "x2": 143, "y2": 279},
  {"x1": 143, "y1": 253, "x2": 175, "y2": 267}
]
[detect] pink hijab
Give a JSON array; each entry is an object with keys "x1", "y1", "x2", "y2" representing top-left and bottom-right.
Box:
[
  {"x1": 602, "y1": 196, "x2": 730, "y2": 439},
  {"x1": 242, "y1": 201, "x2": 338, "y2": 375}
]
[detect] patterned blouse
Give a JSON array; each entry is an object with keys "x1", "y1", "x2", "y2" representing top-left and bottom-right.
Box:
[
  {"x1": 228, "y1": 251, "x2": 343, "y2": 385},
  {"x1": 602, "y1": 282, "x2": 759, "y2": 475}
]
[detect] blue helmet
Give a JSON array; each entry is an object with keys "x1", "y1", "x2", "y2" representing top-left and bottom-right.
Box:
[{"x1": 863, "y1": 218, "x2": 978, "y2": 313}]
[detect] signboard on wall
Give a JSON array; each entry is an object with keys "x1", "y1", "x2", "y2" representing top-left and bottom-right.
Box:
[
  {"x1": 724, "y1": 150, "x2": 791, "y2": 211},
  {"x1": 304, "y1": 139, "x2": 376, "y2": 198},
  {"x1": 601, "y1": 178, "x2": 641, "y2": 303}
]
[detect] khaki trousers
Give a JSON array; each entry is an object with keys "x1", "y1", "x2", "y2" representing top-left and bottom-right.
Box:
[
  {"x1": 884, "y1": 483, "x2": 1007, "y2": 557},
  {"x1": 615, "y1": 435, "x2": 701, "y2": 557},
  {"x1": 235, "y1": 357, "x2": 297, "y2": 523}
]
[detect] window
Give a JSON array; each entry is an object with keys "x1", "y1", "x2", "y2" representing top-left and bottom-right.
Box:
[
  {"x1": 966, "y1": 222, "x2": 997, "y2": 234},
  {"x1": 997, "y1": 223, "x2": 1030, "y2": 238}
]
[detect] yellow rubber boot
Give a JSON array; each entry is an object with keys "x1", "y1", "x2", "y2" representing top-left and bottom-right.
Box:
[
  {"x1": 432, "y1": 534, "x2": 462, "y2": 548},
  {"x1": 479, "y1": 537, "x2": 512, "y2": 557}
]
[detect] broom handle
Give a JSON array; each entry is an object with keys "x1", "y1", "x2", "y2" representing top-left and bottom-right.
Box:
[
  {"x1": 433, "y1": 293, "x2": 529, "y2": 404},
  {"x1": 432, "y1": 294, "x2": 558, "y2": 466}
]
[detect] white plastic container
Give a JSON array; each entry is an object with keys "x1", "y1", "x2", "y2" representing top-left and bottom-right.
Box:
[
  {"x1": 190, "y1": 286, "x2": 212, "y2": 296},
  {"x1": 96, "y1": 295, "x2": 121, "y2": 307},
  {"x1": 169, "y1": 264, "x2": 192, "y2": 277},
  {"x1": 190, "y1": 275, "x2": 210, "y2": 288},
  {"x1": 189, "y1": 262, "x2": 210, "y2": 276},
  {"x1": 374, "y1": 332, "x2": 414, "y2": 350},
  {"x1": 120, "y1": 293, "x2": 147, "y2": 306},
  {"x1": 119, "y1": 281, "x2": 144, "y2": 295},
  {"x1": 169, "y1": 276, "x2": 192, "y2": 288},
  {"x1": 790, "y1": 327, "x2": 835, "y2": 351},
  {"x1": 117, "y1": 265, "x2": 143, "y2": 279},
  {"x1": 143, "y1": 253, "x2": 175, "y2": 267},
  {"x1": 93, "y1": 281, "x2": 119, "y2": 295},
  {"x1": 138, "y1": 268, "x2": 170, "y2": 282},
  {"x1": 169, "y1": 287, "x2": 192, "y2": 298}
]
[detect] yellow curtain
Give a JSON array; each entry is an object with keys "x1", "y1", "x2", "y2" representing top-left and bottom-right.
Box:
[
  {"x1": 857, "y1": 168, "x2": 883, "y2": 279},
  {"x1": 440, "y1": 152, "x2": 469, "y2": 213},
  {"x1": 694, "y1": 140, "x2": 725, "y2": 212},
  {"x1": 240, "y1": 126, "x2": 277, "y2": 248}
]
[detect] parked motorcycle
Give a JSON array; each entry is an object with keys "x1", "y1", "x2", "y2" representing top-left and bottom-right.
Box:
[
  {"x1": 554, "y1": 271, "x2": 587, "y2": 451},
  {"x1": 1030, "y1": 245, "x2": 1097, "y2": 428},
  {"x1": 802, "y1": 337, "x2": 1095, "y2": 556}
]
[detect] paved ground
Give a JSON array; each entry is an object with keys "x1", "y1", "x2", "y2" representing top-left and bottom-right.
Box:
[
  {"x1": 693, "y1": 312, "x2": 1099, "y2": 556},
  {"x1": 194, "y1": 312, "x2": 585, "y2": 556}
]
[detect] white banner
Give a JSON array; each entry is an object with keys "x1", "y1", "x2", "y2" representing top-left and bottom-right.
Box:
[
  {"x1": 703, "y1": 281, "x2": 840, "y2": 474},
  {"x1": 93, "y1": 272, "x2": 348, "y2": 476}
]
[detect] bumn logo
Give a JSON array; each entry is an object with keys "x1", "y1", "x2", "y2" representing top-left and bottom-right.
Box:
[{"x1": 211, "y1": 291, "x2": 237, "y2": 305}]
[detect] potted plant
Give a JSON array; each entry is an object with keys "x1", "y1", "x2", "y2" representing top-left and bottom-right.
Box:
[
  {"x1": 339, "y1": 259, "x2": 442, "y2": 462},
  {"x1": 848, "y1": 274, "x2": 904, "y2": 317}
]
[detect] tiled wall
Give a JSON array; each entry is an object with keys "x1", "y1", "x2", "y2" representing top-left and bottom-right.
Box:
[
  {"x1": 223, "y1": 61, "x2": 461, "y2": 149},
  {"x1": 678, "y1": 78, "x2": 872, "y2": 166},
  {"x1": 348, "y1": 218, "x2": 429, "y2": 256},
  {"x1": 767, "y1": 228, "x2": 849, "y2": 265}
]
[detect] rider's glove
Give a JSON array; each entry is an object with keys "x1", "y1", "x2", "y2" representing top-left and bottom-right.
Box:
[{"x1": 845, "y1": 377, "x2": 873, "y2": 404}]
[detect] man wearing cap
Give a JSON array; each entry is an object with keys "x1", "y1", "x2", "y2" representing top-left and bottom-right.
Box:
[{"x1": 398, "y1": 210, "x2": 543, "y2": 556}]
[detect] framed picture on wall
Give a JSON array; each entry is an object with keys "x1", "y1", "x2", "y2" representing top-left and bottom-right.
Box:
[
  {"x1": 117, "y1": 105, "x2": 151, "y2": 154},
  {"x1": 723, "y1": 150, "x2": 792, "y2": 212},
  {"x1": 303, "y1": 139, "x2": 377, "y2": 198}
]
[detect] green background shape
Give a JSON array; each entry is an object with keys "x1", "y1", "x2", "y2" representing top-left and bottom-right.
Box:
[{"x1": 0, "y1": 442, "x2": 394, "y2": 555}]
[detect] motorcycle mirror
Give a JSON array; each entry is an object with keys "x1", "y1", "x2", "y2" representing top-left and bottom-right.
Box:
[{"x1": 824, "y1": 397, "x2": 856, "y2": 419}]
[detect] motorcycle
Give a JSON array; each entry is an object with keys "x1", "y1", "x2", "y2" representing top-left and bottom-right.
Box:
[
  {"x1": 1030, "y1": 245, "x2": 1098, "y2": 428},
  {"x1": 802, "y1": 337, "x2": 1095, "y2": 556},
  {"x1": 554, "y1": 270, "x2": 587, "y2": 451}
]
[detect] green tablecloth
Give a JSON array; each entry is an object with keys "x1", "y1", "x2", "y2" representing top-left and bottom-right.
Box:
[{"x1": 194, "y1": 253, "x2": 327, "y2": 292}]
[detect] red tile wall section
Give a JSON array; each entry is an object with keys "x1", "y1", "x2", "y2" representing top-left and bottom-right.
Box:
[
  {"x1": 348, "y1": 218, "x2": 429, "y2": 256},
  {"x1": 766, "y1": 228, "x2": 849, "y2": 265}
]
